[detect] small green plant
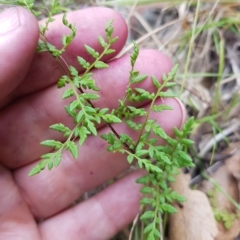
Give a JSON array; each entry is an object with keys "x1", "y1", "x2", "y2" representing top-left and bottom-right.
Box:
[
  {"x1": 214, "y1": 209, "x2": 236, "y2": 229},
  {"x1": 207, "y1": 182, "x2": 240, "y2": 230},
  {"x1": 2, "y1": 0, "x2": 195, "y2": 238}
]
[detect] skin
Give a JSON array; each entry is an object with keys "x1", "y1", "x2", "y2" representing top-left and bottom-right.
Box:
[{"x1": 0, "y1": 6, "x2": 186, "y2": 240}]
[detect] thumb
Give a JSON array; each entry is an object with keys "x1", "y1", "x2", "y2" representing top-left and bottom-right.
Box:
[{"x1": 0, "y1": 7, "x2": 39, "y2": 108}]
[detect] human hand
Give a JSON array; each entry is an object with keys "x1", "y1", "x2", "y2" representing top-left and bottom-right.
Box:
[{"x1": 0, "y1": 6, "x2": 186, "y2": 240}]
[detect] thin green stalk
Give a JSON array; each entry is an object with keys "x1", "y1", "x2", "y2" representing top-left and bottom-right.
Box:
[
  {"x1": 180, "y1": 0, "x2": 201, "y2": 95},
  {"x1": 134, "y1": 83, "x2": 166, "y2": 150},
  {"x1": 209, "y1": 125, "x2": 217, "y2": 165},
  {"x1": 202, "y1": 173, "x2": 240, "y2": 211},
  {"x1": 163, "y1": 213, "x2": 168, "y2": 236},
  {"x1": 212, "y1": 37, "x2": 225, "y2": 114},
  {"x1": 84, "y1": 43, "x2": 113, "y2": 75}
]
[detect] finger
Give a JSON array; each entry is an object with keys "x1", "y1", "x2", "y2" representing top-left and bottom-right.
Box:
[
  {"x1": 0, "y1": 165, "x2": 41, "y2": 240},
  {"x1": 7, "y1": 7, "x2": 128, "y2": 103},
  {"x1": 0, "y1": 7, "x2": 39, "y2": 108},
  {"x1": 14, "y1": 97, "x2": 185, "y2": 219},
  {"x1": 39, "y1": 170, "x2": 143, "y2": 240},
  {"x1": 0, "y1": 50, "x2": 172, "y2": 169}
]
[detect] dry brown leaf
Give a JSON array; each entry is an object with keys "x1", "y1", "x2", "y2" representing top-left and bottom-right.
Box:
[
  {"x1": 226, "y1": 149, "x2": 240, "y2": 181},
  {"x1": 216, "y1": 220, "x2": 240, "y2": 240},
  {"x1": 169, "y1": 172, "x2": 218, "y2": 240}
]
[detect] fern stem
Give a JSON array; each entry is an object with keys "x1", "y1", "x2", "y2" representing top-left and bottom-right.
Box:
[{"x1": 134, "y1": 83, "x2": 166, "y2": 151}]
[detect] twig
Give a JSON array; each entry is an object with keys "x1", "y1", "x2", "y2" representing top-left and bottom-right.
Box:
[
  {"x1": 198, "y1": 119, "x2": 240, "y2": 158},
  {"x1": 190, "y1": 160, "x2": 224, "y2": 186}
]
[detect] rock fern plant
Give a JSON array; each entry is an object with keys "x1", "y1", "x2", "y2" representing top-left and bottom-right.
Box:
[{"x1": 3, "y1": 0, "x2": 195, "y2": 239}]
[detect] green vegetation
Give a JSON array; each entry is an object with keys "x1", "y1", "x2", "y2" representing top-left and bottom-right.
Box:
[{"x1": 3, "y1": 0, "x2": 240, "y2": 239}]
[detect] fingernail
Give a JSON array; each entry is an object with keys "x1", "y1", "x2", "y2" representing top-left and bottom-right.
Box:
[
  {"x1": 0, "y1": 8, "x2": 21, "y2": 35},
  {"x1": 174, "y1": 97, "x2": 187, "y2": 128}
]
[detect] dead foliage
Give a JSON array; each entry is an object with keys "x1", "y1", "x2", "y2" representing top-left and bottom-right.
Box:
[{"x1": 169, "y1": 172, "x2": 218, "y2": 240}]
